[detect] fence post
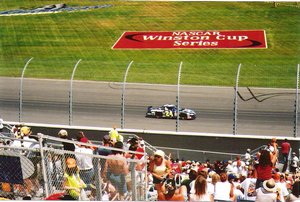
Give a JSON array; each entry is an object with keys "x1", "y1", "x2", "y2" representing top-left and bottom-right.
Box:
[
  {"x1": 94, "y1": 158, "x2": 103, "y2": 200},
  {"x1": 121, "y1": 61, "x2": 134, "y2": 129},
  {"x1": 294, "y1": 64, "x2": 300, "y2": 138},
  {"x1": 176, "y1": 62, "x2": 183, "y2": 132},
  {"x1": 69, "y1": 59, "x2": 82, "y2": 126},
  {"x1": 19, "y1": 57, "x2": 33, "y2": 122},
  {"x1": 38, "y1": 133, "x2": 50, "y2": 197},
  {"x1": 233, "y1": 63, "x2": 242, "y2": 135},
  {"x1": 131, "y1": 161, "x2": 137, "y2": 201}
]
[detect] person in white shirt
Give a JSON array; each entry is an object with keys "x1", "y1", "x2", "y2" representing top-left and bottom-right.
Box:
[
  {"x1": 75, "y1": 137, "x2": 94, "y2": 188},
  {"x1": 190, "y1": 175, "x2": 214, "y2": 201},
  {"x1": 273, "y1": 172, "x2": 289, "y2": 202},
  {"x1": 214, "y1": 172, "x2": 234, "y2": 201},
  {"x1": 240, "y1": 167, "x2": 257, "y2": 201},
  {"x1": 290, "y1": 152, "x2": 299, "y2": 173}
]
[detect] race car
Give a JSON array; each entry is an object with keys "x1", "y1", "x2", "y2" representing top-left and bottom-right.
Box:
[{"x1": 146, "y1": 104, "x2": 196, "y2": 120}]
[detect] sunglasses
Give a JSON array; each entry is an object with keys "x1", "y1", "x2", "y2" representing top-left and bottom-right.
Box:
[{"x1": 154, "y1": 155, "x2": 162, "y2": 158}]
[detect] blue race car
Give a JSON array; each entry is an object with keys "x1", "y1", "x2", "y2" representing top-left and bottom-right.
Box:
[{"x1": 146, "y1": 104, "x2": 196, "y2": 120}]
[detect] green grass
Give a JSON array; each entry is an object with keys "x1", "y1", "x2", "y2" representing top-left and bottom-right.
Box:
[{"x1": 0, "y1": 1, "x2": 299, "y2": 88}]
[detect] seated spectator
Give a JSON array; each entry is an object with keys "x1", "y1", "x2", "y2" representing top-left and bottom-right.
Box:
[
  {"x1": 214, "y1": 172, "x2": 234, "y2": 201},
  {"x1": 273, "y1": 172, "x2": 289, "y2": 202},
  {"x1": 232, "y1": 155, "x2": 247, "y2": 177},
  {"x1": 189, "y1": 175, "x2": 214, "y2": 201},
  {"x1": 289, "y1": 178, "x2": 300, "y2": 201},
  {"x1": 157, "y1": 178, "x2": 187, "y2": 201},
  {"x1": 181, "y1": 167, "x2": 198, "y2": 195},
  {"x1": 240, "y1": 166, "x2": 257, "y2": 201}
]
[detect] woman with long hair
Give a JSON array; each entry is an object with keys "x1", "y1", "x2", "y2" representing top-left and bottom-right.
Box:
[
  {"x1": 189, "y1": 175, "x2": 213, "y2": 202},
  {"x1": 148, "y1": 150, "x2": 171, "y2": 196},
  {"x1": 254, "y1": 149, "x2": 277, "y2": 189}
]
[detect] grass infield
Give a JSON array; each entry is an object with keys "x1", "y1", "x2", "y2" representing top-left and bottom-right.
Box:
[{"x1": 0, "y1": 1, "x2": 299, "y2": 88}]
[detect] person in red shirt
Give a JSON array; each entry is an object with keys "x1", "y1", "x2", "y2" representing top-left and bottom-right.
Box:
[
  {"x1": 281, "y1": 138, "x2": 291, "y2": 172},
  {"x1": 254, "y1": 149, "x2": 277, "y2": 189}
]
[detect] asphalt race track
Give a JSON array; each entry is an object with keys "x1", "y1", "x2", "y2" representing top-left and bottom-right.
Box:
[{"x1": 0, "y1": 77, "x2": 298, "y2": 137}]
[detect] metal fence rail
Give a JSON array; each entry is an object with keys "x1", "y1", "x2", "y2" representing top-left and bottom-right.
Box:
[{"x1": 0, "y1": 134, "x2": 148, "y2": 201}]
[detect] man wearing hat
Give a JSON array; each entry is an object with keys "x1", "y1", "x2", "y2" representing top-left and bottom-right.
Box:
[
  {"x1": 255, "y1": 178, "x2": 278, "y2": 202},
  {"x1": 290, "y1": 152, "x2": 299, "y2": 174}
]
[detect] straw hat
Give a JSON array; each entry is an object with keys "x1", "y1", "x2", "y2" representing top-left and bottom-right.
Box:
[{"x1": 263, "y1": 179, "x2": 277, "y2": 192}]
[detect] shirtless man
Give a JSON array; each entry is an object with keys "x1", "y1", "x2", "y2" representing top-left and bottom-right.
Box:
[{"x1": 102, "y1": 141, "x2": 129, "y2": 200}]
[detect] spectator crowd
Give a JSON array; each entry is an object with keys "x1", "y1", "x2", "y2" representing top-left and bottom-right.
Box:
[{"x1": 0, "y1": 123, "x2": 300, "y2": 202}]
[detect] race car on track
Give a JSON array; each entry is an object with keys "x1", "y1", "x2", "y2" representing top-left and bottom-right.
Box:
[{"x1": 146, "y1": 104, "x2": 196, "y2": 120}]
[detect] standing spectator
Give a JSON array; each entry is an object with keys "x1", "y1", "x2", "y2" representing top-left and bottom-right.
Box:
[
  {"x1": 58, "y1": 129, "x2": 75, "y2": 158},
  {"x1": 254, "y1": 149, "x2": 277, "y2": 189},
  {"x1": 214, "y1": 172, "x2": 234, "y2": 201},
  {"x1": 62, "y1": 157, "x2": 87, "y2": 200},
  {"x1": 290, "y1": 152, "x2": 299, "y2": 174},
  {"x1": 157, "y1": 178, "x2": 187, "y2": 201},
  {"x1": 109, "y1": 125, "x2": 123, "y2": 145},
  {"x1": 102, "y1": 141, "x2": 129, "y2": 200},
  {"x1": 189, "y1": 175, "x2": 214, "y2": 202},
  {"x1": 281, "y1": 139, "x2": 291, "y2": 172},
  {"x1": 75, "y1": 137, "x2": 94, "y2": 189},
  {"x1": 245, "y1": 149, "x2": 252, "y2": 165},
  {"x1": 255, "y1": 178, "x2": 277, "y2": 202},
  {"x1": 148, "y1": 150, "x2": 172, "y2": 196},
  {"x1": 96, "y1": 135, "x2": 113, "y2": 178}
]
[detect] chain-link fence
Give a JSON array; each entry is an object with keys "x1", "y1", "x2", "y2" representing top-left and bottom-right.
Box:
[{"x1": 0, "y1": 134, "x2": 148, "y2": 201}]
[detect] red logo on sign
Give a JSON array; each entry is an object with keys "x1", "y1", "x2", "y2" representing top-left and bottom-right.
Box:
[{"x1": 112, "y1": 30, "x2": 267, "y2": 49}]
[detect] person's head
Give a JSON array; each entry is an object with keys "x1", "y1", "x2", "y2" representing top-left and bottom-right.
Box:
[
  {"x1": 112, "y1": 141, "x2": 124, "y2": 154},
  {"x1": 154, "y1": 150, "x2": 165, "y2": 163},
  {"x1": 292, "y1": 152, "x2": 297, "y2": 156},
  {"x1": 58, "y1": 129, "x2": 68, "y2": 139},
  {"x1": 163, "y1": 178, "x2": 176, "y2": 195},
  {"x1": 21, "y1": 126, "x2": 31, "y2": 137},
  {"x1": 194, "y1": 175, "x2": 207, "y2": 196},
  {"x1": 211, "y1": 173, "x2": 220, "y2": 185},
  {"x1": 259, "y1": 149, "x2": 272, "y2": 167},
  {"x1": 76, "y1": 131, "x2": 85, "y2": 141},
  {"x1": 271, "y1": 138, "x2": 277, "y2": 143},
  {"x1": 188, "y1": 169, "x2": 198, "y2": 181},
  {"x1": 103, "y1": 135, "x2": 111, "y2": 146},
  {"x1": 66, "y1": 157, "x2": 78, "y2": 175},
  {"x1": 262, "y1": 178, "x2": 277, "y2": 193},
  {"x1": 219, "y1": 172, "x2": 228, "y2": 182}
]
